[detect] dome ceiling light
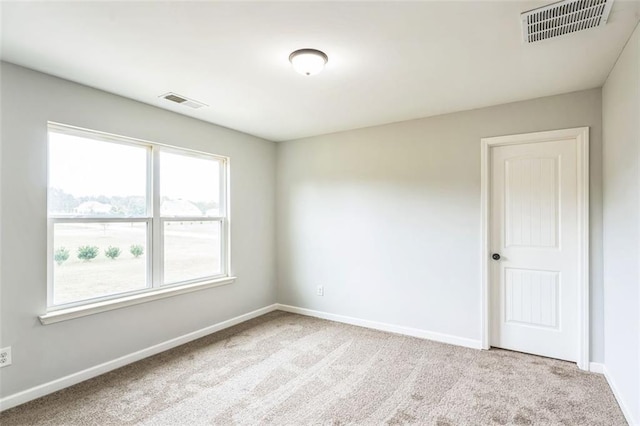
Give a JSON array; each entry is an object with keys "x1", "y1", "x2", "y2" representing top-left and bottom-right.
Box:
[{"x1": 289, "y1": 48, "x2": 328, "y2": 76}]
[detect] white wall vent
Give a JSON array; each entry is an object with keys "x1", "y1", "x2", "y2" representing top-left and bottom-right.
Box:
[
  {"x1": 160, "y1": 92, "x2": 208, "y2": 109},
  {"x1": 521, "y1": 0, "x2": 614, "y2": 43}
]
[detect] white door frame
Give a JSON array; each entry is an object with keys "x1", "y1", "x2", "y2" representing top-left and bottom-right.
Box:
[{"x1": 480, "y1": 127, "x2": 590, "y2": 371}]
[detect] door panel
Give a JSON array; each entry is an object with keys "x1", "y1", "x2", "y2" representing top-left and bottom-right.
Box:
[
  {"x1": 504, "y1": 268, "x2": 559, "y2": 329},
  {"x1": 490, "y1": 139, "x2": 578, "y2": 362},
  {"x1": 505, "y1": 157, "x2": 558, "y2": 248}
]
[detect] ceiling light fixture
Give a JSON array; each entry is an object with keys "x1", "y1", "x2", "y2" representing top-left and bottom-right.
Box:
[{"x1": 289, "y1": 48, "x2": 328, "y2": 76}]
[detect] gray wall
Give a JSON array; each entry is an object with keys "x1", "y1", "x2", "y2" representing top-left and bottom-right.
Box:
[
  {"x1": 277, "y1": 89, "x2": 604, "y2": 361},
  {"x1": 0, "y1": 62, "x2": 277, "y2": 398},
  {"x1": 603, "y1": 23, "x2": 640, "y2": 424}
]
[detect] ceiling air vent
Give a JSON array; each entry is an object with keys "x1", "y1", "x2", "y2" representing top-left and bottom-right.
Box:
[
  {"x1": 160, "y1": 92, "x2": 207, "y2": 109},
  {"x1": 521, "y1": 0, "x2": 614, "y2": 43}
]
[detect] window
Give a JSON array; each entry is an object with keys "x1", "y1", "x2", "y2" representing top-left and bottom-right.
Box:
[{"x1": 47, "y1": 123, "x2": 229, "y2": 310}]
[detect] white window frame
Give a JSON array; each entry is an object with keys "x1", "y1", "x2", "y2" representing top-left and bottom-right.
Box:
[{"x1": 42, "y1": 122, "x2": 233, "y2": 324}]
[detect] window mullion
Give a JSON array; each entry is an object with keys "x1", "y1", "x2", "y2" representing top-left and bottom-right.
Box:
[
  {"x1": 151, "y1": 148, "x2": 162, "y2": 289},
  {"x1": 47, "y1": 219, "x2": 54, "y2": 308},
  {"x1": 222, "y1": 158, "x2": 230, "y2": 277}
]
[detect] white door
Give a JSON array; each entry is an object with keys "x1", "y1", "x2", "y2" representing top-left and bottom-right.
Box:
[{"x1": 490, "y1": 138, "x2": 580, "y2": 362}]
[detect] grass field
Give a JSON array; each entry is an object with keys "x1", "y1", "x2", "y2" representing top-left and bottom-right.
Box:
[{"x1": 53, "y1": 222, "x2": 220, "y2": 305}]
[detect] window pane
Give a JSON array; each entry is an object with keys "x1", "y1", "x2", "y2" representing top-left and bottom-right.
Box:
[
  {"x1": 160, "y1": 152, "x2": 220, "y2": 217},
  {"x1": 163, "y1": 221, "x2": 221, "y2": 284},
  {"x1": 48, "y1": 132, "x2": 148, "y2": 217},
  {"x1": 53, "y1": 222, "x2": 148, "y2": 305}
]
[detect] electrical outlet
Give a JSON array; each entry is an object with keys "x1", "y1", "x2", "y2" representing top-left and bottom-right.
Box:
[
  {"x1": 316, "y1": 285, "x2": 324, "y2": 296},
  {"x1": 0, "y1": 347, "x2": 12, "y2": 368}
]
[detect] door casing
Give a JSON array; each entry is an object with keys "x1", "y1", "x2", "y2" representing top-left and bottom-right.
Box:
[{"x1": 480, "y1": 127, "x2": 590, "y2": 371}]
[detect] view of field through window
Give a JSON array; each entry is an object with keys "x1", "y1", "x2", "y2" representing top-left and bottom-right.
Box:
[
  {"x1": 53, "y1": 223, "x2": 148, "y2": 305},
  {"x1": 49, "y1": 129, "x2": 224, "y2": 306},
  {"x1": 164, "y1": 221, "x2": 222, "y2": 284}
]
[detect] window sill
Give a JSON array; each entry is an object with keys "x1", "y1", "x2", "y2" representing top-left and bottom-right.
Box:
[{"x1": 39, "y1": 276, "x2": 236, "y2": 325}]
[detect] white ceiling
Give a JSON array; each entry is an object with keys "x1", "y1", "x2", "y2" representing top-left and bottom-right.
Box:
[{"x1": 1, "y1": 1, "x2": 639, "y2": 141}]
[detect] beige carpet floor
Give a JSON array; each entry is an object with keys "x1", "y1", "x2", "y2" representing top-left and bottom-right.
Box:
[{"x1": 0, "y1": 311, "x2": 626, "y2": 425}]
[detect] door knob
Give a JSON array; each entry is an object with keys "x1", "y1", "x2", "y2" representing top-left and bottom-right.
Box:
[{"x1": 492, "y1": 253, "x2": 501, "y2": 260}]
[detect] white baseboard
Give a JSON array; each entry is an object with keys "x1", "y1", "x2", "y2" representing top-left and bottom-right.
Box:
[
  {"x1": 604, "y1": 366, "x2": 638, "y2": 426},
  {"x1": 0, "y1": 303, "x2": 279, "y2": 412},
  {"x1": 276, "y1": 304, "x2": 483, "y2": 350},
  {"x1": 589, "y1": 362, "x2": 604, "y2": 374}
]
